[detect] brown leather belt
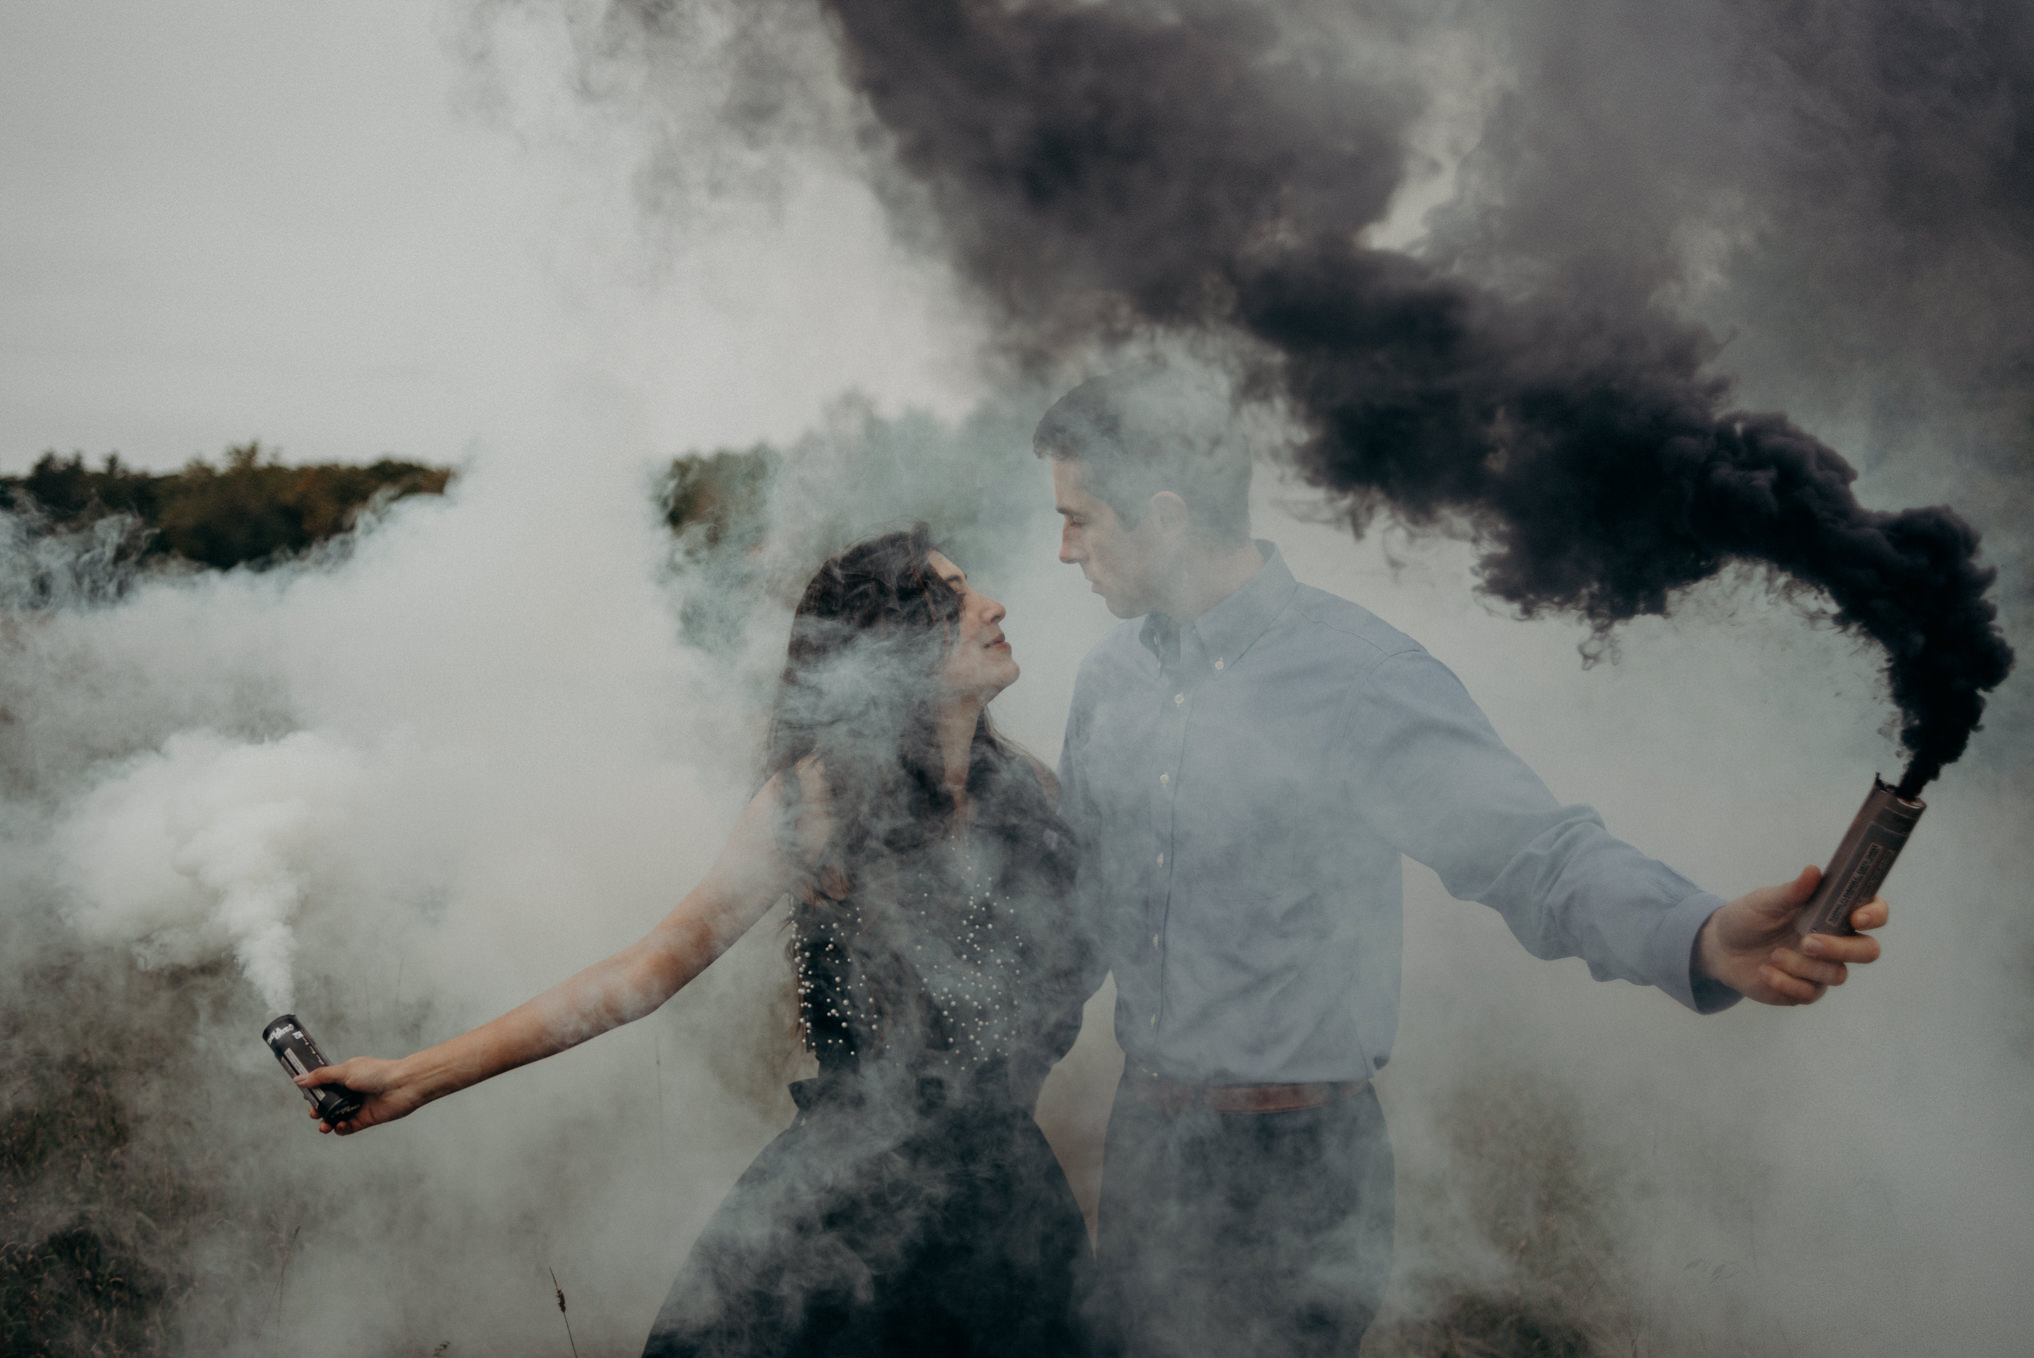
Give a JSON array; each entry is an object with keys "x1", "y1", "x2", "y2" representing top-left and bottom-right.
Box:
[{"x1": 1129, "y1": 1070, "x2": 1370, "y2": 1116}]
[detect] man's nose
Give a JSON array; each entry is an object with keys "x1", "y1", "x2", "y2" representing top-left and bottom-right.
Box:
[{"x1": 1059, "y1": 527, "x2": 1079, "y2": 563}]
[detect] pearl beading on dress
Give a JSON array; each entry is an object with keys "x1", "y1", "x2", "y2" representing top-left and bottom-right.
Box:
[{"x1": 793, "y1": 860, "x2": 1033, "y2": 1070}]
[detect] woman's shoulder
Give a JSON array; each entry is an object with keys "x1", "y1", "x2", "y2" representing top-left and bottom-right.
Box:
[
  {"x1": 1017, "y1": 751, "x2": 1060, "y2": 810},
  {"x1": 983, "y1": 739, "x2": 1058, "y2": 811},
  {"x1": 754, "y1": 756, "x2": 840, "y2": 880}
]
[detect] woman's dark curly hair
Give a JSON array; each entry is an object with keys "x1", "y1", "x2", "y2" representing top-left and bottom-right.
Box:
[
  {"x1": 765, "y1": 525, "x2": 1080, "y2": 1067},
  {"x1": 765, "y1": 523, "x2": 965, "y2": 848}
]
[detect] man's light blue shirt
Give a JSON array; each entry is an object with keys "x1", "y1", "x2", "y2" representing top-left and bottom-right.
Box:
[{"x1": 1056, "y1": 543, "x2": 1735, "y2": 1086}]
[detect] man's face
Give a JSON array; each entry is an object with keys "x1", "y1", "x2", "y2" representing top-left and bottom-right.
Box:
[{"x1": 1052, "y1": 459, "x2": 1166, "y2": 619}]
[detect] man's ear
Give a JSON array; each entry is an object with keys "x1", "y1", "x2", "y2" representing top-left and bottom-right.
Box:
[{"x1": 1149, "y1": 490, "x2": 1190, "y2": 538}]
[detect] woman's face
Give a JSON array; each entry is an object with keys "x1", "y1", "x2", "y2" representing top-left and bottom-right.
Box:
[{"x1": 927, "y1": 551, "x2": 1019, "y2": 701}]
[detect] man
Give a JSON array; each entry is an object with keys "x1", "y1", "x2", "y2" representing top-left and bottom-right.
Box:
[{"x1": 1036, "y1": 365, "x2": 1888, "y2": 1358}]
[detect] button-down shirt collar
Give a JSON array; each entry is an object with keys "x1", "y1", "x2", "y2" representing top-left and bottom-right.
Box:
[{"x1": 1138, "y1": 541, "x2": 1296, "y2": 683}]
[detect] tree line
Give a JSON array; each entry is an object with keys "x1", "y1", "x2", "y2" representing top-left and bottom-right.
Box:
[
  {"x1": 1, "y1": 444, "x2": 451, "y2": 572},
  {"x1": 1, "y1": 442, "x2": 774, "y2": 576}
]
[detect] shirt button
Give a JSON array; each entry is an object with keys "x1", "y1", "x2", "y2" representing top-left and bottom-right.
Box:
[
  {"x1": 1156, "y1": 853, "x2": 1165, "y2": 867},
  {"x1": 1149, "y1": 1015, "x2": 1158, "y2": 1028},
  {"x1": 1159, "y1": 772, "x2": 1170, "y2": 787},
  {"x1": 1173, "y1": 693, "x2": 1185, "y2": 706},
  {"x1": 1214, "y1": 658, "x2": 1225, "y2": 670},
  {"x1": 1151, "y1": 933, "x2": 1161, "y2": 947}
]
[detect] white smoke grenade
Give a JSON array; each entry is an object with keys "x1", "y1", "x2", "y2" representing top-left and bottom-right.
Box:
[{"x1": 262, "y1": 1013, "x2": 365, "y2": 1126}]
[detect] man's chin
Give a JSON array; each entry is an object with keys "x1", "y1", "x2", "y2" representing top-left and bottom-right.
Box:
[
  {"x1": 1103, "y1": 597, "x2": 1145, "y2": 620},
  {"x1": 1085, "y1": 578, "x2": 1145, "y2": 619}
]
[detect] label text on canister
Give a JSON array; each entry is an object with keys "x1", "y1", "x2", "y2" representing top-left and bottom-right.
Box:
[{"x1": 1832, "y1": 841, "x2": 1885, "y2": 918}]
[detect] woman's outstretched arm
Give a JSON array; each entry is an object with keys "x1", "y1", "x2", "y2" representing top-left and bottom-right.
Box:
[{"x1": 298, "y1": 766, "x2": 830, "y2": 1135}]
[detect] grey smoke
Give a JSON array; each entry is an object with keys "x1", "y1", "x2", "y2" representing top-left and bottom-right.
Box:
[
  {"x1": 554, "y1": 0, "x2": 2027, "y2": 788},
  {"x1": 785, "y1": 0, "x2": 2010, "y2": 796}
]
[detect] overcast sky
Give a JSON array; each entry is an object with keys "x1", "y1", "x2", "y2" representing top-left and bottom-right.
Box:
[{"x1": 0, "y1": 0, "x2": 982, "y2": 475}]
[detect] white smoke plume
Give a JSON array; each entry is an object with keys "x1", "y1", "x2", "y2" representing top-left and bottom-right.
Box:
[{"x1": 57, "y1": 729, "x2": 367, "y2": 1012}]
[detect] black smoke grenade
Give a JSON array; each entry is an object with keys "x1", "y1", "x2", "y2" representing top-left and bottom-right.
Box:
[
  {"x1": 1796, "y1": 778, "x2": 1925, "y2": 937},
  {"x1": 263, "y1": 1014, "x2": 364, "y2": 1125}
]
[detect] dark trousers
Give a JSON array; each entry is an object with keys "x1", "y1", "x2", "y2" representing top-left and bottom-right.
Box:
[{"x1": 1093, "y1": 1076, "x2": 1394, "y2": 1358}]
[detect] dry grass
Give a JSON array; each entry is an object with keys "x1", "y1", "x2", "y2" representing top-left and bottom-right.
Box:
[
  {"x1": 1364, "y1": 1073, "x2": 1641, "y2": 1358},
  {"x1": 1, "y1": 953, "x2": 200, "y2": 1357}
]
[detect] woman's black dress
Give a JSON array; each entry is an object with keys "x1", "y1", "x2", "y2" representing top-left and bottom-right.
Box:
[{"x1": 641, "y1": 822, "x2": 1097, "y2": 1358}]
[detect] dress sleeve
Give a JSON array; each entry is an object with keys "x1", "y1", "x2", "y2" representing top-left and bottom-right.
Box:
[{"x1": 1336, "y1": 647, "x2": 1736, "y2": 1013}]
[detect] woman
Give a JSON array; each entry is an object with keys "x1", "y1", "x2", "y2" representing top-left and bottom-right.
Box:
[{"x1": 297, "y1": 526, "x2": 1098, "y2": 1357}]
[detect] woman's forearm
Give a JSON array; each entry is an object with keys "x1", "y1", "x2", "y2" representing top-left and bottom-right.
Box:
[
  {"x1": 388, "y1": 944, "x2": 667, "y2": 1108},
  {"x1": 357, "y1": 774, "x2": 803, "y2": 1120},
  {"x1": 388, "y1": 874, "x2": 761, "y2": 1110}
]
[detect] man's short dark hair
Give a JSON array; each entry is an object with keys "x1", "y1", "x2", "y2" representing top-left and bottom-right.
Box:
[{"x1": 1033, "y1": 362, "x2": 1252, "y2": 544}]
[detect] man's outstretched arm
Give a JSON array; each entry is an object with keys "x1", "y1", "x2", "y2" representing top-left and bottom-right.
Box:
[
  {"x1": 1696, "y1": 866, "x2": 1889, "y2": 1005},
  {"x1": 1338, "y1": 646, "x2": 1893, "y2": 1012}
]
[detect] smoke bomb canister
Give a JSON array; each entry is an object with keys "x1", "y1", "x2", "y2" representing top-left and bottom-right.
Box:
[
  {"x1": 263, "y1": 1014, "x2": 365, "y2": 1125},
  {"x1": 1796, "y1": 777, "x2": 1924, "y2": 937}
]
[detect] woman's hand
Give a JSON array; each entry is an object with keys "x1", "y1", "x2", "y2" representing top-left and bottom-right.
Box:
[{"x1": 296, "y1": 1057, "x2": 425, "y2": 1136}]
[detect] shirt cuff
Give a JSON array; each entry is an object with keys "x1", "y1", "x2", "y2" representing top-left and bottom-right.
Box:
[{"x1": 1654, "y1": 890, "x2": 1742, "y2": 1014}]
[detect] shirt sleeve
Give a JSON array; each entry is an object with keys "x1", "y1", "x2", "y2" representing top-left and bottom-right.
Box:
[{"x1": 1335, "y1": 647, "x2": 1738, "y2": 1014}]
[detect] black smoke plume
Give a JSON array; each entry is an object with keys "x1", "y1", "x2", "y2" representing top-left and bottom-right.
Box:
[{"x1": 809, "y1": 0, "x2": 2013, "y2": 796}]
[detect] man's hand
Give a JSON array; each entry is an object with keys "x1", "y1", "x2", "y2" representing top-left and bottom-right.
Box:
[{"x1": 1696, "y1": 866, "x2": 1889, "y2": 1005}]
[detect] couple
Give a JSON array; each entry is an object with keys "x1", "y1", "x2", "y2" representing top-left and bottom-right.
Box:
[{"x1": 300, "y1": 367, "x2": 1891, "y2": 1358}]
